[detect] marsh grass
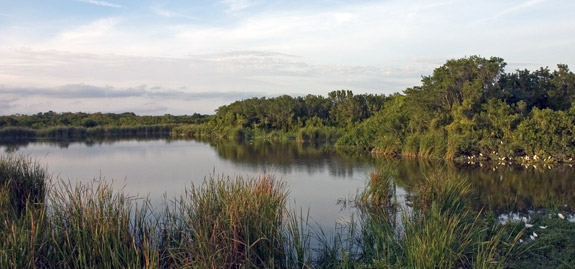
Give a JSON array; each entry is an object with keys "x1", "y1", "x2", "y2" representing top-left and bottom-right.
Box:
[
  {"x1": 161, "y1": 174, "x2": 291, "y2": 268},
  {"x1": 313, "y1": 169, "x2": 521, "y2": 268},
  {"x1": 0, "y1": 155, "x2": 567, "y2": 268},
  {"x1": 0, "y1": 155, "x2": 47, "y2": 216},
  {"x1": 46, "y1": 180, "x2": 158, "y2": 268},
  {"x1": 0, "y1": 125, "x2": 173, "y2": 142},
  {"x1": 0, "y1": 155, "x2": 48, "y2": 268},
  {"x1": 284, "y1": 207, "x2": 313, "y2": 268},
  {"x1": 0, "y1": 197, "x2": 47, "y2": 268},
  {"x1": 0, "y1": 127, "x2": 36, "y2": 141}
]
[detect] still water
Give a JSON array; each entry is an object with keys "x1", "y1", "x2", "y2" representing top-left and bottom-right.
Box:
[
  {"x1": 1, "y1": 139, "x2": 374, "y2": 228},
  {"x1": 2, "y1": 138, "x2": 575, "y2": 227}
]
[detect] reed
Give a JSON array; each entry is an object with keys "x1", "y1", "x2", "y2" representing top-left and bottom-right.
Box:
[
  {"x1": 0, "y1": 127, "x2": 36, "y2": 141},
  {"x1": 0, "y1": 155, "x2": 550, "y2": 268},
  {"x1": 0, "y1": 125, "x2": 174, "y2": 141},
  {"x1": 0, "y1": 196, "x2": 48, "y2": 268},
  {"x1": 357, "y1": 169, "x2": 396, "y2": 209},
  {"x1": 161, "y1": 174, "x2": 289, "y2": 268},
  {"x1": 0, "y1": 155, "x2": 49, "y2": 268},
  {"x1": 46, "y1": 180, "x2": 158, "y2": 268},
  {"x1": 313, "y1": 169, "x2": 520, "y2": 268},
  {"x1": 0, "y1": 155, "x2": 47, "y2": 216},
  {"x1": 284, "y1": 208, "x2": 313, "y2": 268}
]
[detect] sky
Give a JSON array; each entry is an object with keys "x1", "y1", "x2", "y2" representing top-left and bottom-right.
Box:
[{"x1": 0, "y1": 0, "x2": 574, "y2": 115}]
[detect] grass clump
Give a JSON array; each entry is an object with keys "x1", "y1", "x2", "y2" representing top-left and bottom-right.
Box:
[
  {"x1": 46, "y1": 180, "x2": 158, "y2": 268},
  {"x1": 0, "y1": 155, "x2": 48, "y2": 268},
  {"x1": 315, "y1": 169, "x2": 521, "y2": 268},
  {"x1": 2, "y1": 155, "x2": 571, "y2": 268},
  {"x1": 162, "y1": 174, "x2": 291, "y2": 268},
  {"x1": 0, "y1": 155, "x2": 47, "y2": 216}
]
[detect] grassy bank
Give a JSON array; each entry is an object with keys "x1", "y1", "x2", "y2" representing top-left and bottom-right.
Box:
[
  {"x1": 1, "y1": 156, "x2": 574, "y2": 268},
  {"x1": 0, "y1": 125, "x2": 174, "y2": 142},
  {"x1": 172, "y1": 124, "x2": 342, "y2": 143}
]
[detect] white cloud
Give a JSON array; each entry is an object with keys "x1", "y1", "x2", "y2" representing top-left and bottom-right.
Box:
[
  {"x1": 59, "y1": 17, "x2": 121, "y2": 41},
  {"x1": 75, "y1": 0, "x2": 122, "y2": 8},
  {"x1": 0, "y1": 47, "x2": 417, "y2": 91},
  {"x1": 220, "y1": 0, "x2": 264, "y2": 12},
  {"x1": 474, "y1": 0, "x2": 547, "y2": 24},
  {"x1": 1, "y1": 0, "x2": 573, "y2": 115},
  {"x1": 151, "y1": 7, "x2": 196, "y2": 20}
]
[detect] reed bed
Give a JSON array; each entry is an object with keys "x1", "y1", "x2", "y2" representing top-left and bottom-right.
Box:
[
  {"x1": 1, "y1": 155, "x2": 567, "y2": 268},
  {"x1": 0, "y1": 156, "x2": 310, "y2": 268},
  {"x1": 161, "y1": 174, "x2": 291, "y2": 268},
  {"x1": 312, "y1": 169, "x2": 522, "y2": 268},
  {"x1": 0, "y1": 125, "x2": 174, "y2": 141},
  {"x1": 0, "y1": 155, "x2": 47, "y2": 216}
]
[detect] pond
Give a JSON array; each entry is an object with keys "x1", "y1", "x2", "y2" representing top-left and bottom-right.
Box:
[{"x1": 2, "y1": 138, "x2": 575, "y2": 229}]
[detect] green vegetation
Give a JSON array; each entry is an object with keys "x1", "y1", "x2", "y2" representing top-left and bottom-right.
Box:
[
  {"x1": 172, "y1": 90, "x2": 387, "y2": 141},
  {"x1": 0, "y1": 156, "x2": 310, "y2": 268},
  {"x1": 337, "y1": 57, "x2": 575, "y2": 163},
  {"x1": 0, "y1": 125, "x2": 175, "y2": 141},
  {"x1": 2, "y1": 56, "x2": 573, "y2": 164},
  {"x1": 314, "y1": 169, "x2": 518, "y2": 268},
  {"x1": 0, "y1": 111, "x2": 208, "y2": 129},
  {"x1": 3, "y1": 156, "x2": 574, "y2": 267},
  {"x1": 162, "y1": 175, "x2": 292, "y2": 268},
  {"x1": 0, "y1": 112, "x2": 209, "y2": 141},
  {"x1": 172, "y1": 56, "x2": 575, "y2": 165}
]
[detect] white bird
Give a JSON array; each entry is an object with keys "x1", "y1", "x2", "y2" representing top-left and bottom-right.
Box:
[
  {"x1": 559, "y1": 213, "x2": 565, "y2": 219},
  {"x1": 525, "y1": 223, "x2": 534, "y2": 228},
  {"x1": 539, "y1": 226, "x2": 547, "y2": 229},
  {"x1": 519, "y1": 239, "x2": 524, "y2": 243},
  {"x1": 533, "y1": 232, "x2": 538, "y2": 238},
  {"x1": 530, "y1": 235, "x2": 536, "y2": 241}
]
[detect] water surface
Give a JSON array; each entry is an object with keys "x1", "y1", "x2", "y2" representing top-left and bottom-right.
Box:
[
  {"x1": 2, "y1": 139, "x2": 374, "y2": 228},
  {"x1": 3, "y1": 138, "x2": 575, "y2": 227}
]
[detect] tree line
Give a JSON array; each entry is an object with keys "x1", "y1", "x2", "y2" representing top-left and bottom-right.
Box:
[
  {"x1": 0, "y1": 112, "x2": 209, "y2": 129},
  {"x1": 2, "y1": 56, "x2": 574, "y2": 162},
  {"x1": 337, "y1": 56, "x2": 575, "y2": 162},
  {"x1": 190, "y1": 56, "x2": 575, "y2": 162}
]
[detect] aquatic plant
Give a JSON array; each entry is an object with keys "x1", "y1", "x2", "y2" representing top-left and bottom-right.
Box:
[{"x1": 161, "y1": 174, "x2": 290, "y2": 268}]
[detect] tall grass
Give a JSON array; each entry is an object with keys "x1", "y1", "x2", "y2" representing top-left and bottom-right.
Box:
[
  {"x1": 0, "y1": 196, "x2": 47, "y2": 268},
  {"x1": 314, "y1": 169, "x2": 520, "y2": 268},
  {"x1": 0, "y1": 157, "x2": 312, "y2": 268},
  {"x1": 161, "y1": 174, "x2": 289, "y2": 268},
  {"x1": 0, "y1": 125, "x2": 174, "y2": 141},
  {"x1": 0, "y1": 155, "x2": 47, "y2": 216},
  {"x1": 0, "y1": 155, "x2": 546, "y2": 268},
  {"x1": 46, "y1": 180, "x2": 157, "y2": 268},
  {"x1": 0, "y1": 127, "x2": 36, "y2": 142},
  {"x1": 0, "y1": 155, "x2": 48, "y2": 268}
]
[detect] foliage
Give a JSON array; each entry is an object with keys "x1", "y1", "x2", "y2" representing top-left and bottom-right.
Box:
[
  {"x1": 315, "y1": 169, "x2": 522, "y2": 268},
  {"x1": 175, "y1": 92, "x2": 389, "y2": 140},
  {"x1": 0, "y1": 111, "x2": 209, "y2": 129},
  {"x1": 2, "y1": 156, "x2": 575, "y2": 267},
  {"x1": 335, "y1": 56, "x2": 575, "y2": 163}
]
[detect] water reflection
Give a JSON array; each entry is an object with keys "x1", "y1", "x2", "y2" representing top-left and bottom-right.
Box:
[
  {"x1": 385, "y1": 158, "x2": 575, "y2": 214},
  {"x1": 1, "y1": 138, "x2": 574, "y2": 227},
  {"x1": 196, "y1": 139, "x2": 374, "y2": 178}
]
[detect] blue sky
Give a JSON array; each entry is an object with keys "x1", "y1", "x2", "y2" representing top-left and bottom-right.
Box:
[{"x1": 1, "y1": 0, "x2": 574, "y2": 115}]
